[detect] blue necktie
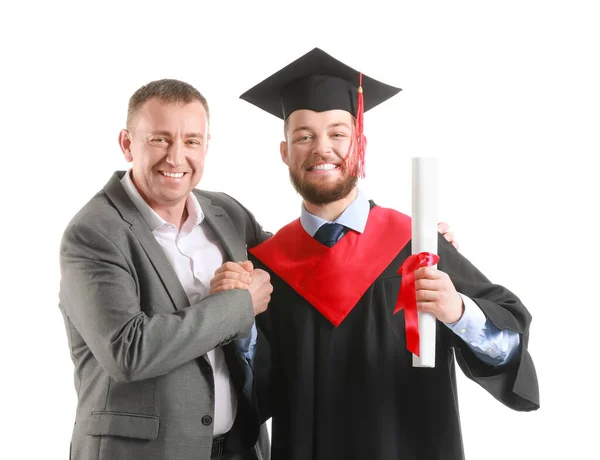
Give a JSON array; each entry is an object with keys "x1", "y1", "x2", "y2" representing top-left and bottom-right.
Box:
[{"x1": 314, "y1": 223, "x2": 347, "y2": 247}]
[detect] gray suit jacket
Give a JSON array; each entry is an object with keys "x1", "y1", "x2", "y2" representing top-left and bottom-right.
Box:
[{"x1": 59, "y1": 172, "x2": 271, "y2": 460}]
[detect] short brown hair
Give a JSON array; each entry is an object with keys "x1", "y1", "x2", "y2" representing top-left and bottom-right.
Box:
[{"x1": 126, "y1": 79, "x2": 210, "y2": 130}]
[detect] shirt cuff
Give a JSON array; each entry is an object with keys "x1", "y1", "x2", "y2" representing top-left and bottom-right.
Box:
[
  {"x1": 444, "y1": 293, "x2": 487, "y2": 341},
  {"x1": 236, "y1": 322, "x2": 257, "y2": 365},
  {"x1": 445, "y1": 294, "x2": 519, "y2": 366}
]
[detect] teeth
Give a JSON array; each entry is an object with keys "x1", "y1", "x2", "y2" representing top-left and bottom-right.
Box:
[
  {"x1": 311, "y1": 164, "x2": 338, "y2": 171},
  {"x1": 161, "y1": 172, "x2": 184, "y2": 178}
]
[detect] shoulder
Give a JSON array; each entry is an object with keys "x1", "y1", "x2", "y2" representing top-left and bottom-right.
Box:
[
  {"x1": 194, "y1": 189, "x2": 258, "y2": 224},
  {"x1": 196, "y1": 189, "x2": 241, "y2": 210},
  {"x1": 194, "y1": 189, "x2": 271, "y2": 246},
  {"x1": 61, "y1": 189, "x2": 129, "y2": 250}
]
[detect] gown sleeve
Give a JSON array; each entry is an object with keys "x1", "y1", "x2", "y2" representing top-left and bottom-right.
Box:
[{"x1": 437, "y1": 234, "x2": 540, "y2": 411}]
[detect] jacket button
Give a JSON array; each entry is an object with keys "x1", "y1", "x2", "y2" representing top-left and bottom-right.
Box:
[{"x1": 202, "y1": 415, "x2": 213, "y2": 426}]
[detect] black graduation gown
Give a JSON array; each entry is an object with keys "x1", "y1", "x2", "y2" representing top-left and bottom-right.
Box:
[{"x1": 250, "y1": 204, "x2": 539, "y2": 460}]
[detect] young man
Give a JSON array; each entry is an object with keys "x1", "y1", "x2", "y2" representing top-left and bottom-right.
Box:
[
  {"x1": 59, "y1": 79, "x2": 272, "y2": 460},
  {"x1": 236, "y1": 48, "x2": 539, "y2": 460}
]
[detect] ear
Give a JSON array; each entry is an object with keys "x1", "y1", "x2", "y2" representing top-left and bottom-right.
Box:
[
  {"x1": 119, "y1": 129, "x2": 133, "y2": 162},
  {"x1": 280, "y1": 140, "x2": 289, "y2": 165}
]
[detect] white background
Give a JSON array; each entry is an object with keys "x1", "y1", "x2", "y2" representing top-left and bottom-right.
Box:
[{"x1": 1, "y1": 0, "x2": 598, "y2": 458}]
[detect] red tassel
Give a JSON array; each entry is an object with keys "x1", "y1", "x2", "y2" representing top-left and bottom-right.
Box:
[{"x1": 343, "y1": 72, "x2": 367, "y2": 178}]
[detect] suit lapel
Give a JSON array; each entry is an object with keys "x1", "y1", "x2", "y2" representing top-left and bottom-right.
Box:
[
  {"x1": 103, "y1": 173, "x2": 248, "y2": 312},
  {"x1": 130, "y1": 219, "x2": 191, "y2": 310},
  {"x1": 197, "y1": 193, "x2": 252, "y2": 399},
  {"x1": 103, "y1": 172, "x2": 190, "y2": 311},
  {"x1": 197, "y1": 193, "x2": 247, "y2": 263}
]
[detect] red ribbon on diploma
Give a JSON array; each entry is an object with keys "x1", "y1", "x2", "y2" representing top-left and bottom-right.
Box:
[{"x1": 394, "y1": 252, "x2": 440, "y2": 356}]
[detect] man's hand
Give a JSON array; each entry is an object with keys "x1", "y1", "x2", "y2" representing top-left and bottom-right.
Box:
[
  {"x1": 414, "y1": 267, "x2": 464, "y2": 324},
  {"x1": 438, "y1": 222, "x2": 459, "y2": 249},
  {"x1": 209, "y1": 261, "x2": 273, "y2": 316},
  {"x1": 210, "y1": 261, "x2": 251, "y2": 294},
  {"x1": 248, "y1": 268, "x2": 273, "y2": 316}
]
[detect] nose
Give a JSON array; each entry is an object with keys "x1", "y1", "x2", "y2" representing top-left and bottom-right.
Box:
[
  {"x1": 311, "y1": 135, "x2": 333, "y2": 156},
  {"x1": 166, "y1": 140, "x2": 184, "y2": 167}
]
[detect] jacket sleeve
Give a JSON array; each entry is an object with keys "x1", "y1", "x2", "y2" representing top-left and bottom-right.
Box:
[{"x1": 59, "y1": 222, "x2": 255, "y2": 383}]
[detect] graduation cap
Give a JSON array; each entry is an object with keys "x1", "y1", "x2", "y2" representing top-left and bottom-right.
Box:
[{"x1": 239, "y1": 48, "x2": 402, "y2": 178}]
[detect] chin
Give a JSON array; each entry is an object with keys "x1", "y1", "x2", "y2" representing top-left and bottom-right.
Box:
[{"x1": 296, "y1": 180, "x2": 357, "y2": 205}]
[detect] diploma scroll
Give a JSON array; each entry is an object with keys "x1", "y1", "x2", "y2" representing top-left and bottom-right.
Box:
[{"x1": 412, "y1": 157, "x2": 437, "y2": 368}]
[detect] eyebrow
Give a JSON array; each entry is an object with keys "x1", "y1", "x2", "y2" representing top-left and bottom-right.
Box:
[
  {"x1": 327, "y1": 122, "x2": 352, "y2": 130},
  {"x1": 149, "y1": 131, "x2": 206, "y2": 138},
  {"x1": 291, "y1": 122, "x2": 352, "y2": 134}
]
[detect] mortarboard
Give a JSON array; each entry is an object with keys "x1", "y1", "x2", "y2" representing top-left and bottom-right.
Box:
[{"x1": 239, "y1": 48, "x2": 402, "y2": 177}]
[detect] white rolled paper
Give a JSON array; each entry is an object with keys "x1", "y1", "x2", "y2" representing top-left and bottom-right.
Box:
[{"x1": 411, "y1": 157, "x2": 437, "y2": 368}]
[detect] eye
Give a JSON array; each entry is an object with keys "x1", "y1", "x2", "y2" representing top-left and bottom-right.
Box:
[
  {"x1": 295, "y1": 134, "x2": 312, "y2": 143},
  {"x1": 151, "y1": 137, "x2": 168, "y2": 144},
  {"x1": 187, "y1": 139, "x2": 201, "y2": 146}
]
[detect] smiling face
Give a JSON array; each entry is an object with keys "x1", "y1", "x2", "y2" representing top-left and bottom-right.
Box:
[
  {"x1": 119, "y1": 97, "x2": 210, "y2": 214},
  {"x1": 281, "y1": 109, "x2": 357, "y2": 205}
]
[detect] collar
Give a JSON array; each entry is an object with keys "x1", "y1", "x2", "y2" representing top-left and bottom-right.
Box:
[
  {"x1": 120, "y1": 169, "x2": 205, "y2": 232},
  {"x1": 299, "y1": 188, "x2": 370, "y2": 237}
]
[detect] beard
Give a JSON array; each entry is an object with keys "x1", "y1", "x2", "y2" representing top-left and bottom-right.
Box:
[{"x1": 288, "y1": 167, "x2": 357, "y2": 205}]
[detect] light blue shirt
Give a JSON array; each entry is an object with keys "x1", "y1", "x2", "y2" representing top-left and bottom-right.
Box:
[
  {"x1": 300, "y1": 189, "x2": 520, "y2": 366},
  {"x1": 237, "y1": 325, "x2": 257, "y2": 368}
]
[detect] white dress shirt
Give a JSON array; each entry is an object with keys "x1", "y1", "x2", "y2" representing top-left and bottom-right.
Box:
[{"x1": 121, "y1": 171, "x2": 236, "y2": 435}]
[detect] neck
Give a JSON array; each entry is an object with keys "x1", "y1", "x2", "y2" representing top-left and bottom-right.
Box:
[
  {"x1": 153, "y1": 202, "x2": 188, "y2": 229},
  {"x1": 129, "y1": 171, "x2": 189, "y2": 229},
  {"x1": 304, "y1": 187, "x2": 358, "y2": 222}
]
